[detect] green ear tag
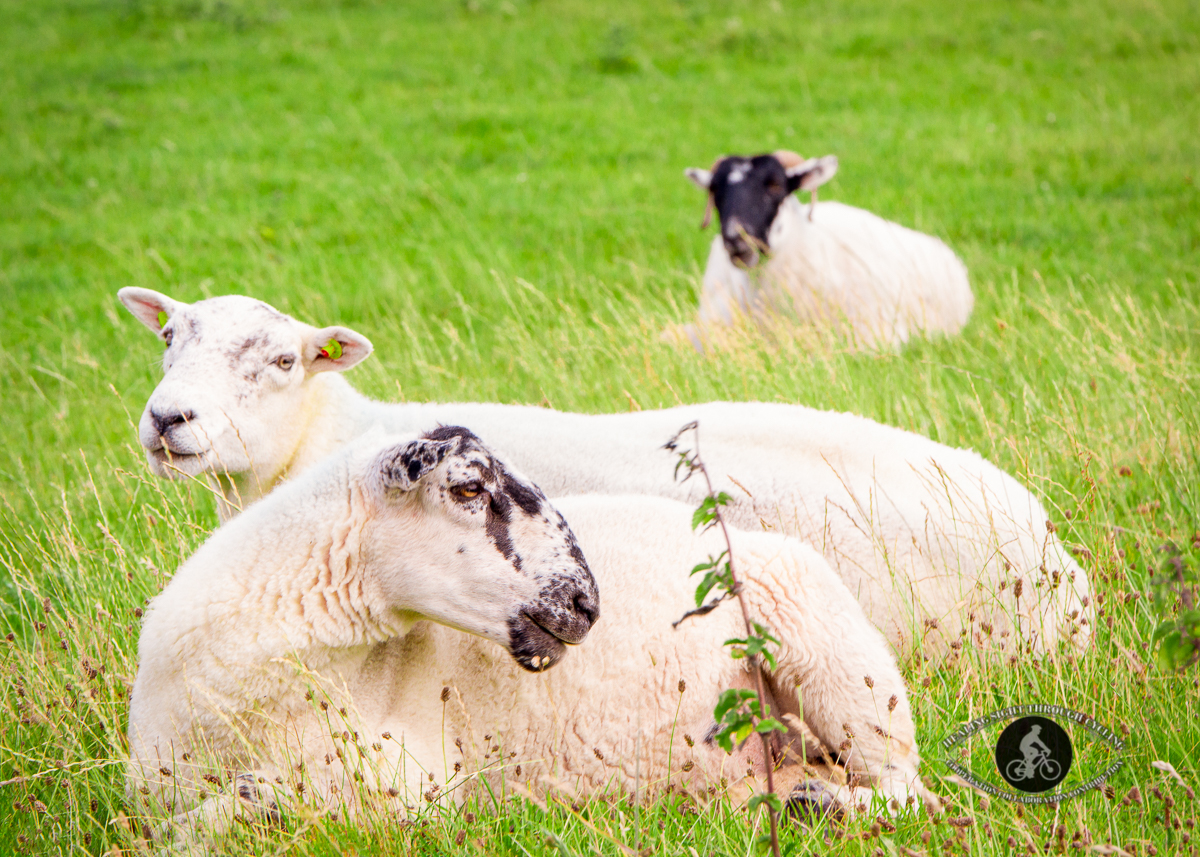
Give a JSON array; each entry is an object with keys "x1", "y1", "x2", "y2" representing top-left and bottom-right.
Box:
[
  {"x1": 320, "y1": 338, "x2": 343, "y2": 360},
  {"x1": 157, "y1": 310, "x2": 168, "y2": 328}
]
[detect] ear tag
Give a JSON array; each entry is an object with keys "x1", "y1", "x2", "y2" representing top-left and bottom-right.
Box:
[
  {"x1": 157, "y1": 311, "x2": 168, "y2": 328},
  {"x1": 319, "y1": 338, "x2": 343, "y2": 360}
]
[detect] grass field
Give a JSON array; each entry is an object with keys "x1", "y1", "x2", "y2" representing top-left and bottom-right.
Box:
[{"x1": 2, "y1": 0, "x2": 1199, "y2": 853}]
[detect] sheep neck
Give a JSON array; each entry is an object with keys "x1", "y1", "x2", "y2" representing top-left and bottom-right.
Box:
[
  {"x1": 218, "y1": 374, "x2": 378, "y2": 521},
  {"x1": 201, "y1": 467, "x2": 403, "y2": 665},
  {"x1": 768, "y1": 194, "x2": 809, "y2": 250}
]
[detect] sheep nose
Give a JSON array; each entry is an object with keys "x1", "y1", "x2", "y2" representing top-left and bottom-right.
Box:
[
  {"x1": 573, "y1": 591, "x2": 599, "y2": 628},
  {"x1": 528, "y1": 578, "x2": 599, "y2": 645},
  {"x1": 724, "y1": 237, "x2": 757, "y2": 267},
  {"x1": 150, "y1": 407, "x2": 195, "y2": 437},
  {"x1": 722, "y1": 221, "x2": 754, "y2": 262}
]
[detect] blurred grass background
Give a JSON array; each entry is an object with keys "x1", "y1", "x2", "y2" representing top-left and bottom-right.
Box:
[{"x1": 1, "y1": 0, "x2": 1198, "y2": 854}]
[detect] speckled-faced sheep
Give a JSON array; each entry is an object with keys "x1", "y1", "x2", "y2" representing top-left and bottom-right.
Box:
[
  {"x1": 128, "y1": 427, "x2": 929, "y2": 840},
  {"x1": 116, "y1": 288, "x2": 1090, "y2": 658},
  {"x1": 681, "y1": 151, "x2": 974, "y2": 349}
]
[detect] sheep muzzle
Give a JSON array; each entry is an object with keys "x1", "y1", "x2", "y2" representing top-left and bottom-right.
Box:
[{"x1": 507, "y1": 575, "x2": 600, "y2": 671}]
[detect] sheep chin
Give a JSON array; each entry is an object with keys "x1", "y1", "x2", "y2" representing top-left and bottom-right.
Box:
[{"x1": 506, "y1": 613, "x2": 569, "y2": 673}]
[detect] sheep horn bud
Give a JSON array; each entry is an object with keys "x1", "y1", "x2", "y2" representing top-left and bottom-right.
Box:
[{"x1": 772, "y1": 149, "x2": 806, "y2": 170}]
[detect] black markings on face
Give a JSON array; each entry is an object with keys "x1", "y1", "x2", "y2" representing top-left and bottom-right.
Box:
[
  {"x1": 703, "y1": 723, "x2": 720, "y2": 746},
  {"x1": 501, "y1": 470, "x2": 543, "y2": 517},
  {"x1": 710, "y1": 154, "x2": 798, "y2": 266},
  {"x1": 411, "y1": 426, "x2": 601, "y2": 673},
  {"x1": 555, "y1": 512, "x2": 588, "y2": 569},
  {"x1": 486, "y1": 489, "x2": 520, "y2": 570},
  {"x1": 421, "y1": 425, "x2": 552, "y2": 573}
]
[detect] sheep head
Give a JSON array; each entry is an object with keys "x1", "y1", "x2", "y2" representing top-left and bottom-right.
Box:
[
  {"x1": 365, "y1": 426, "x2": 599, "y2": 672},
  {"x1": 684, "y1": 151, "x2": 839, "y2": 267},
  {"x1": 117, "y1": 288, "x2": 373, "y2": 485}
]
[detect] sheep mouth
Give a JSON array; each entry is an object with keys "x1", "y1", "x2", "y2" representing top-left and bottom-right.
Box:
[
  {"x1": 507, "y1": 612, "x2": 573, "y2": 673},
  {"x1": 724, "y1": 242, "x2": 763, "y2": 268},
  {"x1": 723, "y1": 233, "x2": 769, "y2": 269},
  {"x1": 146, "y1": 446, "x2": 211, "y2": 477}
]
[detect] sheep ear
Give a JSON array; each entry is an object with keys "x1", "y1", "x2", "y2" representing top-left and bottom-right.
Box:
[
  {"x1": 304, "y1": 326, "x2": 373, "y2": 375},
  {"x1": 684, "y1": 168, "x2": 713, "y2": 191},
  {"x1": 378, "y1": 438, "x2": 457, "y2": 491},
  {"x1": 785, "y1": 155, "x2": 838, "y2": 193},
  {"x1": 118, "y1": 287, "x2": 183, "y2": 335}
]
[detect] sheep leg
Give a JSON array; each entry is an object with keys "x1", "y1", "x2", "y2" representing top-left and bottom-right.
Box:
[
  {"x1": 785, "y1": 779, "x2": 845, "y2": 822},
  {"x1": 157, "y1": 771, "x2": 291, "y2": 847},
  {"x1": 739, "y1": 544, "x2": 932, "y2": 816}
]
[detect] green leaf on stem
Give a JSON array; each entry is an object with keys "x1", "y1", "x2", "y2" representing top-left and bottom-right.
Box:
[
  {"x1": 748, "y1": 792, "x2": 783, "y2": 814},
  {"x1": 713, "y1": 688, "x2": 757, "y2": 721},
  {"x1": 694, "y1": 571, "x2": 721, "y2": 605}
]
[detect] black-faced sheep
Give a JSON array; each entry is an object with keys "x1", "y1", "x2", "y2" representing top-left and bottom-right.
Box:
[{"x1": 682, "y1": 151, "x2": 974, "y2": 349}]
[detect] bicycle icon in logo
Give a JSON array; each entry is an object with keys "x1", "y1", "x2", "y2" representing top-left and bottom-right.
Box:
[
  {"x1": 1004, "y1": 724, "x2": 1062, "y2": 783},
  {"x1": 996, "y1": 717, "x2": 1072, "y2": 793}
]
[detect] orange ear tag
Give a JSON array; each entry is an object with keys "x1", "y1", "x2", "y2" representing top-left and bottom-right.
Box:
[{"x1": 319, "y1": 338, "x2": 343, "y2": 360}]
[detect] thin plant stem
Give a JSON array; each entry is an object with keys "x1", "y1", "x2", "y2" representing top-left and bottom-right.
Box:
[{"x1": 678, "y1": 423, "x2": 782, "y2": 857}]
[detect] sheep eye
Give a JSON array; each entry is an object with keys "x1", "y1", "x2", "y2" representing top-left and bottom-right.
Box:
[
  {"x1": 162, "y1": 329, "x2": 173, "y2": 347},
  {"x1": 276, "y1": 355, "x2": 295, "y2": 371},
  {"x1": 451, "y1": 483, "x2": 484, "y2": 500}
]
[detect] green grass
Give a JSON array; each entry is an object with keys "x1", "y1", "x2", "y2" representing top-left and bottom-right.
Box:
[{"x1": 2, "y1": 0, "x2": 1199, "y2": 853}]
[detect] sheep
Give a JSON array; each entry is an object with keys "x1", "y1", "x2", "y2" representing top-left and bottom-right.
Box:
[
  {"x1": 681, "y1": 151, "x2": 974, "y2": 349},
  {"x1": 127, "y1": 426, "x2": 930, "y2": 841},
  {"x1": 116, "y1": 287, "x2": 1091, "y2": 658}
]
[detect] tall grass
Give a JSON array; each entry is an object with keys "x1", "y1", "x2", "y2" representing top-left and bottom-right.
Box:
[{"x1": 1, "y1": 0, "x2": 1198, "y2": 853}]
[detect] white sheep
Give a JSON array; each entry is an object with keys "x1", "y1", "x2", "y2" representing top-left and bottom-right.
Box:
[
  {"x1": 128, "y1": 427, "x2": 930, "y2": 840},
  {"x1": 116, "y1": 287, "x2": 1090, "y2": 658},
  {"x1": 681, "y1": 151, "x2": 974, "y2": 349}
]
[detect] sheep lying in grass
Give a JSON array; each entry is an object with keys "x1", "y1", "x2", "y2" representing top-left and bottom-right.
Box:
[
  {"x1": 117, "y1": 287, "x2": 1090, "y2": 658},
  {"x1": 681, "y1": 151, "x2": 974, "y2": 349},
  {"x1": 128, "y1": 427, "x2": 929, "y2": 840}
]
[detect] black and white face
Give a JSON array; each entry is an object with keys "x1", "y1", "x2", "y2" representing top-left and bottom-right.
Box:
[
  {"x1": 364, "y1": 427, "x2": 600, "y2": 673},
  {"x1": 685, "y1": 152, "x2": 839, "y2": 267}
]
